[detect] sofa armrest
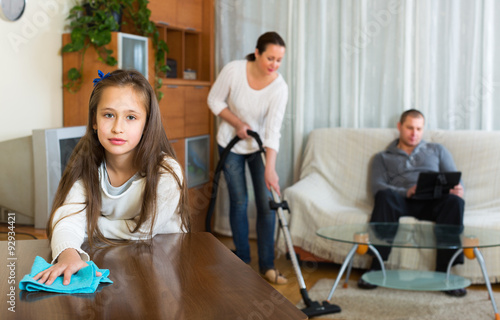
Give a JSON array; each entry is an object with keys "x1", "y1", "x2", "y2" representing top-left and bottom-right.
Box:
[{"x1": 283, "y1": 172, "x2": 371, "y2": 260}]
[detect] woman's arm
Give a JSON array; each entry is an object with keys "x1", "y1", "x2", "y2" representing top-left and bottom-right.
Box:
[
  {"x1": 207, "y1": 61, "x2": 236, "y2": 116},
  {"x1": 264, "y1": 147, "x2": 280, "y2": 196},
  {"x1": 207, "y1": 61, "x2": 251, "y2": 138},
  {"x1": 218, "y1": 108, "x2": 251, "y2": 139},
  {"x1": 262, "y1": 80, "x2": 288, "y2": 152}
]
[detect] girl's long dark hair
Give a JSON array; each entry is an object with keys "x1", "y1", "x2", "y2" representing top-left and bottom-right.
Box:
[
  {"x1": 47, "y1": 69, "x2": 190, "y2": 247},
  {"x1": 245, "y1": 31, "x2": 286, "y2": 61}
]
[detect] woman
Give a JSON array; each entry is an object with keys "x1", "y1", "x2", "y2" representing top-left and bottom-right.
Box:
[{"x1": 207, "y1": 32, "x2": 288, "y2": 284}]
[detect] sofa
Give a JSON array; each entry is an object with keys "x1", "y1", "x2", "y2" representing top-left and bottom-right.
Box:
[{"x1": 282, "y1": 127, "x2": 500, "y2": 284}]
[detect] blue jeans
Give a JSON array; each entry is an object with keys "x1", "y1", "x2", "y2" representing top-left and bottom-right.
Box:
[
  {"x1": 218, "y1": 145, "x2": 276, "y2": 273},
  {"x1": 370, "y1": 189, "x2": 465, "y2": 271}
]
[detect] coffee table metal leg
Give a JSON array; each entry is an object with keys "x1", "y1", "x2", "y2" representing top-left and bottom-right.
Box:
[
  {"x1": 448, "y1": 247, "x2": 499, "y2": 319},
  {"x1": 327, "y1": 245, "x2": 358, "y2": 301},
  {"x1": 473, "y1": 248, "x2": 499, "y2": 319},
  {"x1": 368, "y1": 244, "x2": 386, "y2": 279},
  {"x1": 343, "y1": 257, "x2": 354, "y2": 288},
  {"x1": 327, "y1": 244, "x2": 387, "y2": 301},
  {"x1": 445, "y1": 249, "x2": 463, "y2": 281}
]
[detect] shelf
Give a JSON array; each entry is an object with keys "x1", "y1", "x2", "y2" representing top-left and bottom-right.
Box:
[
  {"x1": 163, "y1": 79, "x2": 211, "y2": 86},
  {"x1": 157, "y1": 24, "x2": 208, "y2": 82},
  {"x1": 149, "y1": 0, "x2": 203, "y2": 31}
]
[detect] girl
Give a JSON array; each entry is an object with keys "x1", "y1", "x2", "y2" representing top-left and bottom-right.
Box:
[
  {"x1": 34, "y1": 69, "x2": 189, "y2": 285},
  {"x1": 207, "y1": 32, "x2": 288, "y2": 284}
]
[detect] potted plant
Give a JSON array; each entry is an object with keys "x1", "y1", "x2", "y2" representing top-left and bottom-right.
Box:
[{"x1": 62, "y1": 0, "x2": 168, "y2": 99}]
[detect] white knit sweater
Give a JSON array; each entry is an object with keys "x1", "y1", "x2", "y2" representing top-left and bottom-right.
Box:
[
  {"x1": 50, "y1": 157, "x2": 184, "y2": 262},
  {"x1": 207, "y1": 60, "x2": 288, "y2": 154}
]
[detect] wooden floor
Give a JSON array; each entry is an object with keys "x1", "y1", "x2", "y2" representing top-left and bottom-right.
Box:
[
  {"x1": 2, "y1": 223, "x2": 499, "y2": 320},
  {"x1": 216, "y1": 234, "x2": 500, "y2": 319},
  {"x1": 0, "y1": 223, "x2": 47, "y2": 240}
]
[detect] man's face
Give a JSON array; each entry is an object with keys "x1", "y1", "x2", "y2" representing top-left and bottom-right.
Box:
[{"x1": 397, "y1": 116, "x2": 424, "y2": 149}]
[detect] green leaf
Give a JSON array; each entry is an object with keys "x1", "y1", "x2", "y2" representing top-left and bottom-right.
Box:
[
  {"x1": 68, "y1": 68, "x2": 81, "y2": 81},
  {"x1": 157, "y1": 90, "x2": 164, "y2": 101},
  {"x1": 95, "y1": 11, "x2": 107, "y2": 22},
  {"x1": 70, "y1": 28, "x2": 85, "y2": 47},
  {"x1": 90, "y1": 29, "x2": 111, "y2": 47},
  {"x1": 160, "y1": 65, "x2": 169, "y2": 73},
  {"x1": 68, "y1": 5, "x2": 84, "y2": 17},
  {"x1": 62, "y1": 43, "x2": 75, "y2": 53},
  {"x1": 158, "y1": 40, "x2": 168, "y2": 52},
  {"x1": 106, "y1": 56, "x2": 118, "y2": 66}
]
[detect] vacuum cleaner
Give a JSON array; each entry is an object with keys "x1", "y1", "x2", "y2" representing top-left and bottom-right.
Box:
[{"x1": 205, "y1": 130, "x2": 341, "y2": 318}]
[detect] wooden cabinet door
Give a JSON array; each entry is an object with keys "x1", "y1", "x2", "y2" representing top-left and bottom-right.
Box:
[
  {"x1": 63, "y1": 33, "x2": 119, "y2": 127},
  {"x1": 148, "y1": 0, "x2": 177, "y2": 25},
  {"x1": 184, "y1": 86, "x2": 210, "y2": 137},
  {"x1": 177, "y1": 0, "x2": 203, "y2": 30},
  {"x1": 159, "y1": 85, "x2": 185, "y2": 139},
  {"x1": 170, "y1": 138, "x2": 185, "y2": 172},
  {"x1": 188, "y1": 183, "x2": 212, "y2": 232}
]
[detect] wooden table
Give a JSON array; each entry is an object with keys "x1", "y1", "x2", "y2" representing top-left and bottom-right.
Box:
[{"x1": 1, "y1": 232, "x2": 307, "y2": 320}]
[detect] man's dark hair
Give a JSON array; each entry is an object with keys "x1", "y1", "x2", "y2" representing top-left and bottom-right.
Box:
[{"x1": 400, "y1": 109, "x2": 425, "y2": 124}]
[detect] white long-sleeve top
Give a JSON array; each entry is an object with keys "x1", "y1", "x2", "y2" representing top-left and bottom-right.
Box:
[
  {"x1": 207, "y1": 60, "x2": 288, "y2": 154},
  {"x1": 50, "y1": 156, "x2": 184, "y2": 263}
]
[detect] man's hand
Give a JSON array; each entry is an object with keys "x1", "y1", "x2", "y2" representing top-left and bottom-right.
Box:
[
  {"x1": 449, "y1": 184, "x2": 464, "y2": 198},
  {"x1": 406, "y1": 185, "x2": 417, "y2": 198}
]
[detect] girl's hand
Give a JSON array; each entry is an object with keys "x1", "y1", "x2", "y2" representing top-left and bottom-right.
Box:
[
  {"x1": 33, "y1": 248, "x2": 101, "y2": 285},
  {"x1": 265, "y1": 167, "x2": 280, "y2": 197}
]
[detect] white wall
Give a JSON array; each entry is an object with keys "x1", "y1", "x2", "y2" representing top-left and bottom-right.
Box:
[{"x1": 0, "y1": 0, "x2": 71, "y2": 143}]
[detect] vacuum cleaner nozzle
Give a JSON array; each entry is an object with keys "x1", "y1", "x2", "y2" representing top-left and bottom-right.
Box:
[
  {"x1": 300, "y1": 289, "x2": 341, "y2": 318},
  {"x1": 301, "y1": 300, "x2": 341, "y2": 318}
]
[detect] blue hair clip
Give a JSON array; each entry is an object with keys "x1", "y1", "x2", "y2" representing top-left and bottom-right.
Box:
[{"x1": 93, "y1": 70, "x2": 111, "y2": 87}]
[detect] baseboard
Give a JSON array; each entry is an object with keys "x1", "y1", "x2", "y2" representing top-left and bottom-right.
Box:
[
  {"x1": 0, "y1": 207, "x2": 34, "y2": 225},
  {"x1": 293, "y1": 246, "x2": 333, "y2": 263}
]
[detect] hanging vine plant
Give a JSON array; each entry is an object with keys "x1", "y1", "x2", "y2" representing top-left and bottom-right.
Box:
[{"x1": 62, "y1": 0, "x2": 168, "y2": 100}]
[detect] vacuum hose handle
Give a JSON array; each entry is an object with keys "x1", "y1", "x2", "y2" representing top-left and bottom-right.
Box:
[
  {"x1": 205, "y1": 130, "x2": 264, "y2": 232},
  {"x1": 246, "y1": 130, "x2": 265, "y2": 153}
]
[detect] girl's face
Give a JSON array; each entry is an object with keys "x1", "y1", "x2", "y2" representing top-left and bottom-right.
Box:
[
  {"x1": 255, "y1": 44, "x2": 286, "y2": 75},
  {"x1": 93, "y1": 86, "x2": 147, "y2": 162}
]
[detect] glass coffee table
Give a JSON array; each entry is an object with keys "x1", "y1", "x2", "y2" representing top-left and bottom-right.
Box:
[{"x1": 317, "y1": 223, "x2": 500, "y2": 320}]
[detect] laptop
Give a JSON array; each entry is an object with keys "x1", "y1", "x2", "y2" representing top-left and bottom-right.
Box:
[{"x1": 413, "y1": 171, "x2": 462, "y2": 200}]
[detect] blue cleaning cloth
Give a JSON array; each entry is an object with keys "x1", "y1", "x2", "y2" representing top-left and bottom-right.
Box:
[{"x1": 19, "y1": 256, "x2": 113, "y2": 293}]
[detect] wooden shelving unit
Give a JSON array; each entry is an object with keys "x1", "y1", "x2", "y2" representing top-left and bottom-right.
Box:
[
  {"x1": 149, "y1": 0, "x2": 214, "y2": 232},
  {"x1": 63, "y1": 0, "x2": 214, "y2": 231},
  {"x1": 62, "y1": 0, "x2": 215, "y2": 231},
  {"x1": 62, "y1": 32, "x2": 155, "y2": 127}
]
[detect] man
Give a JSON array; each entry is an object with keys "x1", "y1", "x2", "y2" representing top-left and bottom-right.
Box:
[{"x1": 358, "y1": 109, "x2": 466, "y2": 297}]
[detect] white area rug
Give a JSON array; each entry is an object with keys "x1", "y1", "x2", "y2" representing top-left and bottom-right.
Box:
[{"x1": 297, "y1": 279, "x2": 499, "y2": 320}]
